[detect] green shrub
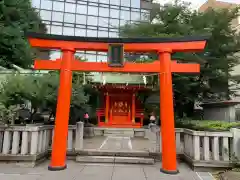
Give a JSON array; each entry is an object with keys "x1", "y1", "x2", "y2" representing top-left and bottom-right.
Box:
[{"x1": 175, "y1": 119, "x2": 240, "y2": 131}]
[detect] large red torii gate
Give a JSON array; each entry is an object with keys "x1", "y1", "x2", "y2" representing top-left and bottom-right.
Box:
[{"x1": 27, "y1": 32, "x2": 208, "y2": 174}]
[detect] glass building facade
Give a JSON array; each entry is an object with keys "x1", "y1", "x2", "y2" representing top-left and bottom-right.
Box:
[{"x1": 31, "y1": 0, "x2": 153, "y2": 62}]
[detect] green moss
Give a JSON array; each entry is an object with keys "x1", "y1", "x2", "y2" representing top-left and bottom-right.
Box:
[{"x1": 175, "y1": 119, "x2": 240, "y2": 131}]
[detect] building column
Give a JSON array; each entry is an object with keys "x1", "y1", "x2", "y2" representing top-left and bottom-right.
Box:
[
  {"x1": 159, "y1": 49, "x2": 178, "y2": 174},
  {"x1": 132, "y1": 93, "x2": 135, "y2": 123},
  {"x1": 105, "y1": 93, "x2": 109, "y2": 123},
  {"x1": 48, "y1": 48, "x2": 74, "y2": 171}
]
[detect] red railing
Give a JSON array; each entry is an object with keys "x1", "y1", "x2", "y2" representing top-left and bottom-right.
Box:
[{"x1": 96, "y1": 108, "x2": 144, "y2": 126}]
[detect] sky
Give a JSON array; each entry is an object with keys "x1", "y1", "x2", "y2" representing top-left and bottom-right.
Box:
[{"x1": 154, "y1": 0, "x2": 240, "y2": 9}]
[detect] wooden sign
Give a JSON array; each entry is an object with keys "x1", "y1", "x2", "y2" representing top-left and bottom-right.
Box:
[{"x1": 108, "y1": 44, "x2": 124, "y2": 67}]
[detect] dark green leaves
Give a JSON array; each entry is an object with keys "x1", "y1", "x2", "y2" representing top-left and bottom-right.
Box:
[{"x1": 0, "y1": 0, "x2": 46, "y2": 69}]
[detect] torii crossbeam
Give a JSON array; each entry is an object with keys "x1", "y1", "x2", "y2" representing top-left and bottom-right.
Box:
[{"x1": 27, "y1": 32, "x2": 208, "y2": 174}]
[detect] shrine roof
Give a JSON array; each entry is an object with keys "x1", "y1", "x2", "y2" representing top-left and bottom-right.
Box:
[
  {"x1": 93, "y1": 84, "x2": 151, "y2": 91},
  {"x1": 26, "y1": 32, "x2": 209, "y2": 44},
  {"x1": 90, "y1": 73, "x2": 144, "y2": 84}
]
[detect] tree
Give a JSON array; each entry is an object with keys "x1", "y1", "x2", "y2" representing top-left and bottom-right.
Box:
[
  {"x1": 0, "y1": 0, "x2": 46, "y2": 69},
  {"x1": 120, "y1": 1, "x2": 240, "y2": 118},
  {"x1": 0, "y1": 72, "x2": 89, "y2": 124}
]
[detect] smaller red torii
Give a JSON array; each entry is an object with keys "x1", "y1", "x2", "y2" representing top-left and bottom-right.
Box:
[{"x1": 27, "y1": 32, "x2": 208, "y2": 175}]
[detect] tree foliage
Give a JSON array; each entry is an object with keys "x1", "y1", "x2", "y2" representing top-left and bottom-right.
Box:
[
  {"x1": 0, "y1": 72, "x2": 89, "y2": 124},
  {"x1": 120, "y1": 1, "x2": 240, "y2": 117},
  {"x1": 0, "y1": 0, "x2": 46, "y2": 69}
]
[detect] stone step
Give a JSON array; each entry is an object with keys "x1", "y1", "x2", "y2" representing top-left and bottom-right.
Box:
[
  {"x1": 104, "y1": 133, "x2": 133, "y2": 137},
  {"x1": 76, "y1": 156, "x2": 155, "y2": 164},
  {"x1": 104, "y1": 129, "x2": 134, "y2": 137},
  {"x1": 76, "y1": 150, "x2": 150, "y2": 158},
  {"x1": 104, "y1": 130, "x2": 134, "y2": 134}
]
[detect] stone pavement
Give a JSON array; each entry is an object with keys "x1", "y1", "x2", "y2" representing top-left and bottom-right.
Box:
[
  {"x1": 0, "y1": 160, "x2": 214, "y2": 180},
  {"x1": 83, "y1": 136, "x2": 151, "y2": 151},
  {"x1": 220, "y1": 171, "x2": 240, "y2": 180}
]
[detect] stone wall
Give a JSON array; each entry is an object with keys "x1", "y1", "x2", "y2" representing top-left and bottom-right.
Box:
[
  {"x1": 0, "y1": 123, "x2": 239, "y2": 170},
  {"x1": 202, "y1": 101, "x2": 240, "y2": 122}
]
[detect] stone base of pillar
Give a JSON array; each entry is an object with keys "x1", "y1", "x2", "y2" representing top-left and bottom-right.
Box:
[
  {"x1": 160, "y1": 168, "x2": 179, "y2": 175},
  {"x1": 48, "y1": 164, "x2": 67, "y2": 171}
]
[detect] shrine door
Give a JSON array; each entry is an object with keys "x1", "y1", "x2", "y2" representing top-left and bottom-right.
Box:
[{"x1": 110, "y1": 95, "x2": 131, "y2": 125}]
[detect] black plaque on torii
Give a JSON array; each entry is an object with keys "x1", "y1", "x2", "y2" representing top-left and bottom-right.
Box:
[{"x1": 108, "y1": 44, "x2": 124, "y2": 67}]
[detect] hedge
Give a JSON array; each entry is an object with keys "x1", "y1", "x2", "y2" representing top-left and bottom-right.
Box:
[{"x1": 175, "y1": 119, "x2": 240, "y2": 131}]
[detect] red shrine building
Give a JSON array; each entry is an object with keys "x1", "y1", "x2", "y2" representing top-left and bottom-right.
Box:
[{"x1": 92, "y1": 73, "x2": 147, "y2": 128}]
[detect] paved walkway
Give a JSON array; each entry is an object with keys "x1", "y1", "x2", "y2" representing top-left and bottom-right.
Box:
[
  {"x1": 83, "y1": 136, "x2": 151, "y2": 151},
  {"x1": 220, "y1": 171, "x2": 240, "y2": 180},
  {"x1": 81, "y1": 136, "x2": 215, "y2": 179},
  {"x1": 0, "y1": 160, "x2": 214, "y2": 180},
  {"x1": 0, "y1": 134, "x2": 215, "y2": 179}
]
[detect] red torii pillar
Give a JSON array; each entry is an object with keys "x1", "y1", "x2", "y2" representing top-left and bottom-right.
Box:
[
  {"x1": 48, "y1": 48, "x2": 74, "y2": 171},
  {"x1": 159, "y1": 49, "x2": 177, "y2": 173},
  {"x1": 27, "y1": 32, "x2": 207, "y2": 174}
]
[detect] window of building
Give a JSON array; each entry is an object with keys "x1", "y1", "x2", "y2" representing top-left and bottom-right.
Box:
[
  {"x1": 42, "y1": 20, "x2": 50, "y2": 25},
  {"x1": 66, "y1": 0, "x2": 75, "y2": 3},
  {"x1": 98, "y1": 52, "x2": 107, "y2": 56},
  {"x1": 120, "y1": 19, "x2": 128, "y2": 26},
  {"x1": 98, "y1": 17, "x2": 109, "y2": 27},
  {"x1": 99, "y1": 0, "x2": 109, "y2": 4},
  {"x1": 40, "y1": 0, "x2": 52, "y2": 10},
  {"x1": 53, "y1": 1, "x2": 64, "y2": 11},
  {"x1": 121, "y1": 0, "x2": 130, "y2": 7},
  {"x1": 120, "y1": 10, "x2": 130, "y2": 20},
  {"x1": 89, "y1": 0, "x2": 98, "y2": 3},
  {"x1": 40, "y1": 10, "x2": 52, "y2": 21},
  {"x1": 88, "y1": 5, "x2": 99, "y2": 16},
  {"x1": 109, "y1": 18, "x2": 119, "y2": 28},
  {"x1": 32, "y1": 0, "x2": 40, "y2": 8},
  {"x1": 110, "y1": 28, "x2": 118, "y2": 32},
  {"x1": 64, "y1": 23, "x2": 74, "y2": 27},
  {"x1": 76, "y1": 15, "x2": 87, "y2": 25},
  {"x1": 88, "y1": 26, "x2": 98, "y2": 30},
  {"x1": 97, "y1": 55, "x2": 108, "y2": 62},
  {"x1": 131, "y1": 0, "x2": 140, "y2": 8},
  {"x1": 98, "y1": 31, "x2": 109, "y2": 37},
  {"x1": 121, "y1": 6, "x2": 130, "y2": 11},
  {"x1": 76, "y1": 24, "x2": 86, "y2": 29},
  {"x1": 87, "y1": 16, "x2": 98, "y2": 26},
  {"x1": 87, "y1": 29, "x2": 98, "y2": 37},
  {"x1": 110, "y1": 9, "x2": 120, "y2": 19},
  {"x1": 110, "y1": 0, "x2": 120, "y2": 6},
  {"x1": 99, "y1": 27, "x2": 108, "y2": 31},
  {"x1": 63, "y1": 27, "x2": 74, "y2": 36},
  {"x1": 75, "y1": 28, "x2": 86, "y2": 36},
  {"x1": 99, "y1": 7, "x2": 110, "y2": 17},
  {"x1": 46, "y1": 25, "x2": 51, "y2": 33},
  {"x1": 109, "y1": 31, "x2": 118, "y2": 37},
  {"x1": 76, "y1": 4, "x2": 87, "y2": 14},
  {"x1": 141, "y1": 9, "x2": 150, "y2": 21},
  {"x1": 52, "y1": 11, "x2": 64, "y2": 22},
  {"x1": 51, "y1": 25, "x2": 63, "y2": 35},
  {"x1": 65, "y1": 2, "x2": 76, "y2": 13},
  {"x1": 86, "y1": 53, "x2": 97, "y2": 62},
  {"x1": 100, "y1": 3, "x2": 110, "y2": 8},
  {"x1": 50, "y1": 50, "x2": 62, "y2": 60},
  {"x1": 52, "y1": 22, "x2": 63, "y2": 26},
  {"x1": 131, "y1": 11, "x2": 140, "y2": 21},
  {"x1": 64, "y1": 13, "x2": 75, "y2": 23},
  {"x1": 75, "y1": 51, "x2": 86, "y2": 59}
]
